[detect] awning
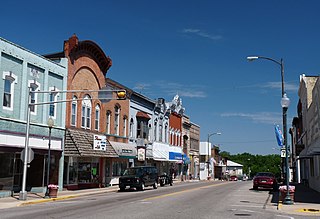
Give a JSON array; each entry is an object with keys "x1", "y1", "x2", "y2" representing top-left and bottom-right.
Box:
[
  {"x1": 152, "y1": 142, "x2": 169, "y2": 161},
  {"x1": 153, "y1": 149, "x2": 168, "y2": 161},
  {"x1": 109, "y1": 141, "x2": 137, "y2": 159},
  {"x1": 64, "y1": 129, "x2": 118, "y2": 157},
  {"x1": 136, "y1": 111, "x2": 151, "y2": 120}
]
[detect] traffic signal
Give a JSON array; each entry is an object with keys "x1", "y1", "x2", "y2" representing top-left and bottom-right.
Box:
[{"x1": 116, "y1": 90, "x2": 126, "y2": 100}]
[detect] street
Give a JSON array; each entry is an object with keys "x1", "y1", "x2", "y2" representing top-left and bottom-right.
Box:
[{"x1": 0, "y1": 181, "x2": 318, "y2": 219}]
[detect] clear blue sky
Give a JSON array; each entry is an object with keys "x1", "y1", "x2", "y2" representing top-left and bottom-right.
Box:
[{"x1": 2, "y1": 1, "x2": 320, "y2": 155}]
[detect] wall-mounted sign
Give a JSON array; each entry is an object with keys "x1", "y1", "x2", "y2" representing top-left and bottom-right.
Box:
[
  {"x1": 137, "y1": 147, "x2": 146, "y2": 161},
  {"x1": 93, "y1": 135, "x2": 106, "y2": 151}
]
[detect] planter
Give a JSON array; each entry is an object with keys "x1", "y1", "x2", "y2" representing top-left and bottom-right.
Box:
[{"x1": 48, "y1": 188, "x2": 58, "y2": 198}]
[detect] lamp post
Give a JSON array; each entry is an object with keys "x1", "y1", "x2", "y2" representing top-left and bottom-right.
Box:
[
  {"x1": 247, "y1": 55, "x2": 293, "y2": 205},
  {"x1": 207, "y1": 132, "x2": 221, "y2": 179},
  {"x1": 44, "y1": 117, "x2": 54, "y2": 198}
]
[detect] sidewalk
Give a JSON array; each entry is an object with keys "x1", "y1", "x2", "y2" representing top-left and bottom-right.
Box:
[{"x1": 272, "y1": 183, "x2": 320, "y2": 216}]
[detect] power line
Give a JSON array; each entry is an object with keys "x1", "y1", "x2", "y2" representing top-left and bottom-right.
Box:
[{"x1": 217, "y1": 140, "x2": 275, "y2": 144}]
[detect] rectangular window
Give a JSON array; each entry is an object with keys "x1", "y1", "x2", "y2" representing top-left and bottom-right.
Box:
[
  {"x1": 3, "y1": 79, "x2": 11, "y2": 107},
  {"x1": 49, "y1": 93, "x2": 55, "y2": 117},
  {"x1": 30, "y1": 87, "x2": 36, "y2": 112}
]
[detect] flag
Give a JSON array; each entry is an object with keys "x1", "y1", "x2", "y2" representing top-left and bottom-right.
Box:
[{"x1": 275, "y1": 125, "x2": 283, "y2": 146}]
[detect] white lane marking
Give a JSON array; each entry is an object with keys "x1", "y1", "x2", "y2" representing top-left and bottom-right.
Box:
[
  {"x1": 276, "y1": 215, "x2": 294, "y2": 219},
  {"x1": 231, "y1": 204, "x2": 263, "y2": 208}
]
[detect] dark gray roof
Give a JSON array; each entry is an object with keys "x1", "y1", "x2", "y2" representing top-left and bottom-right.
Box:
[{"x1": 64, "y1": 129, "x2": 118, "y2": 157}]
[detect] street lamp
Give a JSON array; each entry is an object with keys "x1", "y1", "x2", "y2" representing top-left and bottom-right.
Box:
[
  {"x1": 207, "y1": 132, "x2": 221, "y2": 179},
  {"x1": 247, "y1": 55, "x2": 293, "y2": 205},
  {"x1": 44, "y1": 117, "x2": 54, "y2": 198}
]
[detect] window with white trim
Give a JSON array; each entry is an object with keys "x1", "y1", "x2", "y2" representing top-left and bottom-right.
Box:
[
  {"x1": 123, "y1": 116, "x2": 127, "y2": 137},
  {"x1": 154, "y1": 119, "x2": 158, "y2": 141},
  {"x1": 129, "y1": 118, "x2": 134, "y2": 138},
  {"x1": 159, "y1": 123, "x2": 163, "y2": 142},
  {"x1": 95, "y1": 105, "x2": 100, "y2": 131},
  {"x1": 114, "y1": 105, "x2": 120, "y2": 135},
  {"x1": 164, "y1": 123, "x2": 168, "y2": 143},
  {"x1": 28, "y1": 80, "x2": 40, "y2": 114},
  {"x1": 2, "y1": 71, "x2": 17, "y2": 110},
  {"x1": 106, "y1": 111, "x2": 111, "y2": 134},
  {"x1": 71, "y1": 96, "x2": 77, "y2": 126},
  {"x1": 48, "y1": 87, "x2": 59, "y2": 118},
  {"x1": 81, "y1": 95, "x2": 92, "y2": 129}
]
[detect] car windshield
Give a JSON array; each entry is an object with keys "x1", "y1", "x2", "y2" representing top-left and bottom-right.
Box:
[
  {"x1": 123, "y1": 168, "x2": 142, "y2": 176},
  {"x1": 256, "y1": 172, "x2": 274, "y2": 177}
]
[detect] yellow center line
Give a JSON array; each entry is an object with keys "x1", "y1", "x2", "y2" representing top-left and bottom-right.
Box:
[{"x1": 143, "y1": 183, "x2": 225, "y2": 201}]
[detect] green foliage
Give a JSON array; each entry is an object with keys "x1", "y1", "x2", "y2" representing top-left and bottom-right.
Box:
[{"x1": 220, "y1": 152, "x2": 281, "y2": 179}]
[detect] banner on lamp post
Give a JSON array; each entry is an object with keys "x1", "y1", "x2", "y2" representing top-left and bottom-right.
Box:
[{"x1": 274, "y1": 125, "x2": 284, "y2": 147}]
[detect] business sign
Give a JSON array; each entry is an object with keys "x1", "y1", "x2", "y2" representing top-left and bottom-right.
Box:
[
  {"x1": 137, "y1": 147, "x2": 146, "y2": 161},
  {"x1": 93, "y1": 135, "x2": 106, "y2": 151}
]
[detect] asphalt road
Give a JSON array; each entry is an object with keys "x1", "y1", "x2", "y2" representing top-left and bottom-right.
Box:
[{"x1": 0, "y1": 181, "x2": 318, "y2": 219}]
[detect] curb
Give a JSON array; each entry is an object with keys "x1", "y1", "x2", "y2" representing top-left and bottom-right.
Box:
[{"x1": 18, "y1": 187, "x2": 119, "y2": 207}]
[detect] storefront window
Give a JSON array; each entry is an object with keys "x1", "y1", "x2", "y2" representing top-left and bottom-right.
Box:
[
  {"x1": 78, "y1": 157, "x2": 99, "y2": 183},
  {"x1": 112, "y1": 161, "x2": 127, "y2": 176},
  {"x1": 67, "y1": 157, "x2": 78, "y2": 184},
  {"x1": 65, "y1": 157, "x2": 100, "y2": 185},
  {"x1": 0, "y1": 153, "x2": 14, "y2": 191}
]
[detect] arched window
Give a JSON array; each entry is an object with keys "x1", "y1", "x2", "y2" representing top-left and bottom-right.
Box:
[
  {"x1": 154, "y1": 119, "x2": 158, "y2": 141},
  {"x1": 106, "y1": 111, "x2": 111, "y2": 134},
  {"x1": 114, "y1": 105, "x2": 120, "y2": 135},
  {"x1": 95, "y1": 104, "x2": 100, "y2": 131},
  {"x1": 81, "y1": 95, "x2": 92, "y2": 129},
  {"x1": 71, "y1": 96, "x2": 77, "y2": 126},
  {"x1": 123, "y1": 116, "x2": 127, "y2": 137},
  {"x1": 129, "y1": 118, "x2": 134, "y2": 138},
  {"x1": 159, "y1": 123, "x2": 163, "y2": 142},
  {"x1": 164, "y1": 123, "x2": 168, "y2": 143}
]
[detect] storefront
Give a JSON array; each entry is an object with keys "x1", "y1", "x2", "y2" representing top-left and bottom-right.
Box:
[
  {"x1": 106, "y1": 141, "x2": 137, "y2": 186},
  {"x1": 63, "y1": 129, "x2": 118, "y2": 190},
  {"x1": 0, "y1": 125, "x2": 63, "y2": 197}
]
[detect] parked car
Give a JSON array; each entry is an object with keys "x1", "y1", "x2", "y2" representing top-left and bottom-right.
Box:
[
  {"x1": 119, "y1": 166, "x2": 158, "y2": 191},
  {"x1": 253, "y1": 172, "x2": 278, "y2": 190},
  {"x1": 230, "y1": 175, "x2": 238, "y2": 181}
]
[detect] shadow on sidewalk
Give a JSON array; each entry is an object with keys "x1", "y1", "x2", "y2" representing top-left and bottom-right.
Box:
[
  {"x1": 269, "y1": 183, "x2": 320, "y2": 204},
  {"x1": 292, "y1": 183, "x2": 320, "y2": 204}
]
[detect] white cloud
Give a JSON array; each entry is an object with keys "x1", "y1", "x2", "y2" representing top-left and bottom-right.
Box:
[
  {"x1": 261, "y1": 81, "x2": 298, "y2": 92},
  {"x1": 133, "y1": 81, "x2": 207, "y2": 98},
  {"x1": 182, "y1": 28, "x2": 223, "y2": 41},
  {"x1": 221, "y1": 112, "x2": 281, "y2": 124}
]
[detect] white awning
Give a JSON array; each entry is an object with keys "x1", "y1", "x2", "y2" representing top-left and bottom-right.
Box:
[
  {"x1": 152, "y1": 142, "x2": 169, "y2": 161},
  {"x1": 109, "y1": 141, "x2": 137, "y2": 158}
]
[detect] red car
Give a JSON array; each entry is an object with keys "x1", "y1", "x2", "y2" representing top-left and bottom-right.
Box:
[
  {"x1": 230, "y1": 175, "x2": 238, "y2": 181},
  {"x1": 253, "y1": 172, "x2": 278, "y2": 190}
]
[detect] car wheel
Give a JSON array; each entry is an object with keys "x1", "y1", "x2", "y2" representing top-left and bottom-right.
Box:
[
  {"x1": 140, "y1": 183, "x2": 145, "y2": 191},
  {"x1": 153, "y1": 182, "x2": 158, "y2": 189},
  {"x1": 119, "y1": 186, "x2": 125, "y2": 192},
  {"x1": 253, "y1": 186, "x2": 258, "y2": 190}
]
